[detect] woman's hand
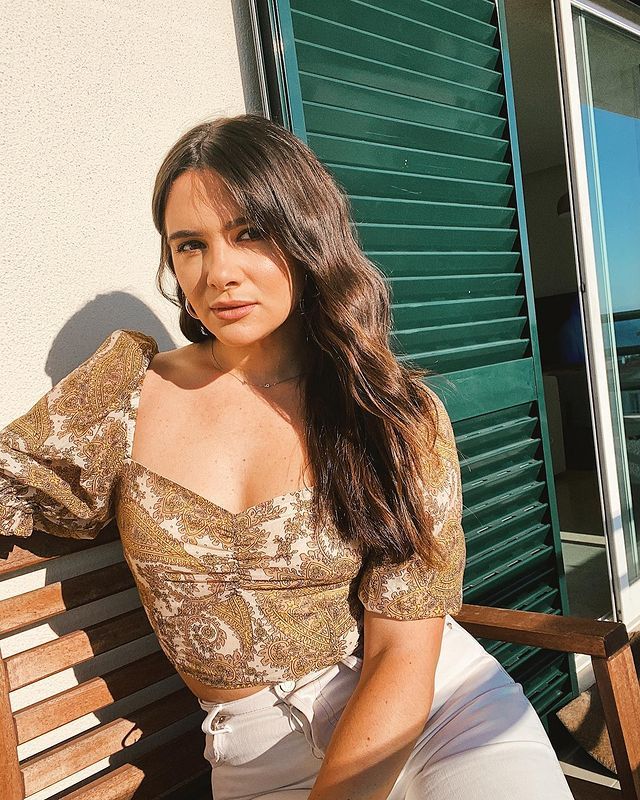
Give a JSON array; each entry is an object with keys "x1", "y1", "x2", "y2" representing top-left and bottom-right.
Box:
[{"x1": 307, "y1": 610, "x2": 446, "y2": 800}]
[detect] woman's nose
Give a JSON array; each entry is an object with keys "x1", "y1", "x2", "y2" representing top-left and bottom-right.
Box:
[{"x1": 204, "y1": 241, "x2": 242, "y2": 287}]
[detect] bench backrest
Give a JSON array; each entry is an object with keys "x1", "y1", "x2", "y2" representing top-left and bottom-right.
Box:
[{"x1": 0, "y1": 523, "x2": 210, "y2": 799}]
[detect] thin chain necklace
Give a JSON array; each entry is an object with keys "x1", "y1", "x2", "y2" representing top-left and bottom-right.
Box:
[{"x1": 209, "y1": 338, "x2": 305, "y2": 388}]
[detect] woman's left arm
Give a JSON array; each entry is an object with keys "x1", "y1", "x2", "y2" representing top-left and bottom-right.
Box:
[
  {"x1": 308, "y1": 612, "x2": 445, "y2": 800},
  {"x1": 309, "y1": 387, "x2": 466, "y2": 800}
]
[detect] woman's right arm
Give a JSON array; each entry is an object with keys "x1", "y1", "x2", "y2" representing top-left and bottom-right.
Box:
[{"x1": 0, "y1": 328, "x2": 156, "y2": 540}]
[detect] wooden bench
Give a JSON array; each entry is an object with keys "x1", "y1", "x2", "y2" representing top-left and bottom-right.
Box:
[
  {"x1": 0, "y1": 523, "x2": 211, "y2": 800},
  {"x1": 2, "y1": 528, "x2": 639, "y2": 799}
]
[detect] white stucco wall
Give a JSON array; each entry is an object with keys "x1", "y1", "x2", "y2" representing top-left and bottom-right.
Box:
[
  {"x1": 1, "y1": 0, "x2": 262, "y2": 425},
  {"x1": 1, "y1": 3, "x2": 261, "y2": 796}
]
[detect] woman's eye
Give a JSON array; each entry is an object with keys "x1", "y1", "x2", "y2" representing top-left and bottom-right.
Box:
[
  {"x1": 238, "y1": 227, "x2": 262, "y2": 241},
  {"x1": 174, "y1": 229, "x2": 262, "y2": 253},
  {"x1": 176, "y1": 240, "x2": 204, "y2": 253}
]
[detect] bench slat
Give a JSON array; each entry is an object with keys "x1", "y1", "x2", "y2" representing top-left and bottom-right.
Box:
[
  {"x1": 59, "y1": 727, "x2": 209, "y2": 800},
  {"x1": 0, "y1": 659, "x2": 24, "y2": 800},
  {"x1": 456, "y1": 603, "x2": 629, "y2": 658},
  {"x1": 565, "y1": 775, "x2": 622, "y2": 799},
  {"x1": 15, "y1": 650, "x2": 176, "y2": 743},
  {"x1": 21, "y1": 687, "x2": 200, "y2": 795},
  {"x1": 0, "y1": 562, "x2": 135, "y2": 636},
  {"x1": 6, "y1": 608, "x2": 152, "y2": 691},
  {"x1": 0, "y1": 525, "x2": 119, "y2": 577}
]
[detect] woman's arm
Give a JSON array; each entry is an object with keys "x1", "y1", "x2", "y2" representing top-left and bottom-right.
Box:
[
  {"x1": 308, "y1": 611, "x2": 445, "y2": 800},
  {"x1": 0, "y1": 329, "x2": 155, "y2": 540},
  {"x1": 309, "y1": 388, "x2": 465, "y2": 799}
]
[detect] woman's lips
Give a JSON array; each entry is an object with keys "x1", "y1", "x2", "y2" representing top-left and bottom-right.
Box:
[{"x1": 211, "y1": 303, "x2": 257, "y2": 320}]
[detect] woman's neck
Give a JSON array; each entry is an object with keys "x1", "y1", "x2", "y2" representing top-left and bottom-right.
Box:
[{"x1": 208, "y1": 318, "x2": 310, "y2": 385}]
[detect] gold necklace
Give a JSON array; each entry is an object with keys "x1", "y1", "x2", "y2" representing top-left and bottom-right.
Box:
[{"x1": 209, "y1": 339, "x2": 305, "y2": 388}]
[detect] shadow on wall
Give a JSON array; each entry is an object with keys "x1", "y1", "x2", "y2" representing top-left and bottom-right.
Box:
[
  {"x1": 44, "y1": 292, "x2": 175, "y2": 386},
  {"x1": 40, "y1": 0, "x2": 267, "y2": 388}
]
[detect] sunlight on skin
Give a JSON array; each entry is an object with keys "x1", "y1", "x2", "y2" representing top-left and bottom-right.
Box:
[
  {"x1": 307, "y1": 614, "x2": 445, "y2": 800},
  {"x1": 165, "y1": 169, "x2": 309, "y2": 383}
]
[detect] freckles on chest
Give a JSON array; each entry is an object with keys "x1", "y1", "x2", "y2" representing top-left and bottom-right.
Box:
[{"x1": 161, "y1": 399, "x2": 308, "y2": 490}]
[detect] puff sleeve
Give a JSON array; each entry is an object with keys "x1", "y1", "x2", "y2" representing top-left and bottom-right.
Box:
[
  {"x1": 0, "y1": 329, "x2": 157, "y2": 540},
  {"x1": 357, "y1": 387, "x2": 466, "y2": 619}
]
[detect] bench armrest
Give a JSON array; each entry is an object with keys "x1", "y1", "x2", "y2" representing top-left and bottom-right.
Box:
[
  {"x1": 454, "y1": 603, "x2": 629, "y2": 658},
  {"x1": 452, "y1": 603, "x2": 640, "y2": 800}
]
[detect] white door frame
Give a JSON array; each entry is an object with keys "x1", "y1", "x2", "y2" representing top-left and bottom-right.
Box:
[{"x1": 551, "y1": 0, "x2": 640, "y2": 628}]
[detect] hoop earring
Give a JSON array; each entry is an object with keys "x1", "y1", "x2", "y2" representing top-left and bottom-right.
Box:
[{"x1": 185, "y1": 298, "x2": 199, "y2": 319}]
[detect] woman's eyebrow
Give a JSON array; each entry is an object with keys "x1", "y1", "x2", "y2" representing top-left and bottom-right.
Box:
[{"x1": 168, "y1": 217, "x2": 248, "y2": 243}]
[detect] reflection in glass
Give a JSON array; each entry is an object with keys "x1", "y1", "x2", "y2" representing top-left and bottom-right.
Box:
[{"x1": 573, "y1": 8, "x2": 640, "y2": 581}]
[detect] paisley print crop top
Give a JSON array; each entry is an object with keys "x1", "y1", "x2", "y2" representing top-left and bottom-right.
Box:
[{"x1": 0, "y1": 329, "x2": 466, "y2": 688}]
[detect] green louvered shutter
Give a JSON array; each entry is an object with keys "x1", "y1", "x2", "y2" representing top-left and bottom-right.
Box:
[{"x1": 255, "y1": 0, "x2": 578, "y2": 725}]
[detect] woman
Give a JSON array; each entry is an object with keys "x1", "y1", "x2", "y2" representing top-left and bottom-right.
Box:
[{"x1": 0, "y1": 114, "x2": 573, "y2": 800}]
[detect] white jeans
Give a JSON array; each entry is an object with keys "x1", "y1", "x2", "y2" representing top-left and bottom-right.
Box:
[{"x1": 198, "y1": 614, "x2": 574, "y2": 800}]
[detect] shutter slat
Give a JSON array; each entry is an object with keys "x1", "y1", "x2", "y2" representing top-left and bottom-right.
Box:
[
  {"x1": 456, "y1": 413, "x2": 538, "y2": 457},
  {"x1": 466, "y1": 504, "x2": 547, "y2": 553},
  {"x1": 390, "y1": 276, "x2": 522, "y2": 303},
  {"x1": 465, "y1": 480, "x2": 546, "y2": 525},
  {"x1": 401, "y1": 338, "x2": 529, "y2": 373},
  {"x1": 330, "y1": 165, "x2": 512, "y2": 205},
  {"x1": 311, "y1": 136, "x2": 511, "y2": 184},
  {"x1": 373, "y1": 253, "x2": 520, "y2": 279},
  {"x1": 393, "y1": 298, "x2": 525, "y2": 331},
  {"x1": 466, "y1": 460, "x2": 544, "y2": 507},
  {"x1": 293, "y1": 1, "x2": 500, "y2": 68},
  {"x1": 361, "y1": 226, "x2": 518, "y2": 252},
  {"x1": 361, "y1": 0, "x2": 498, "y2": 45},
  {"x1": 352, "y1": 199, "x2": 516, "y2": 227},
  {"x1": 393, "y1": 316, "x2": 528, "y2": 357},
  {"x1": 304, "y1": 105, "x2": 509, "y2": 162},
  {"x1": 466, "y1": 526, "x2": 553, "y2": 584},
  {"x1": 424, "y1": 361, "x2": 538, "y2": 421},
  {"x1": 452, "y1": 0, "x2": 496, "y2": 22},
  {"x1": 472, "y1": 546, "x2": 556, "y2": 603},
  {"x1": 300, "y1": 74, "x2": 507, "y2": 137},
  {"x1": 296, "y1": 42, "x2": 504, "y2": 114},
  {"x1": 293, "y1": 14, "x2": 501, "y2": 92}
]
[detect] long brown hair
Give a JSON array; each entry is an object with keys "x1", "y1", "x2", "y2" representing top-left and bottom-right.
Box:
[{"x1": 151, "y1": 113, "x2": 451, "y2": 571}]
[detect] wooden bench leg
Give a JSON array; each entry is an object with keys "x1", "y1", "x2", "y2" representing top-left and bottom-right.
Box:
[
  {"x1": 592, "y1": 643, "x2": 640, "y2": 799},
  {"x1": 0, "y1": 658, "x2": 23, "y2": 800}
]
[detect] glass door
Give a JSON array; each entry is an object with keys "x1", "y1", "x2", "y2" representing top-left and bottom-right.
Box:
[{"x1": 553, "y1": 0, "x2": 640, "y2": 626}]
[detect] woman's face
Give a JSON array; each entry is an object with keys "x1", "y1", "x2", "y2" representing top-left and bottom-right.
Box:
[{"x1": 164, "y1": 169, "x2": 305, "y2": 347}]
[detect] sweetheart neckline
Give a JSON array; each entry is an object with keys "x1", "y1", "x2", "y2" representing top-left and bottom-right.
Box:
[
  {"x1": 124, "y1": 458, "x2": 315, "y2": 518},
  {"x1": 124, "y1": 333, "x2": 314, "y2": 519}
]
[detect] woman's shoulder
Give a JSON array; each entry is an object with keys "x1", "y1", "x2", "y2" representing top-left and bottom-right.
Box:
[
  {"x1": 31, "y1": 328, "x2": 161, "y2": 433},
  {"x1": 96, "y1": 328, "x2": 159, "y2": 362},
  {"x1": 75, "y1": 328, "x2": 160, "y2": 385}
]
